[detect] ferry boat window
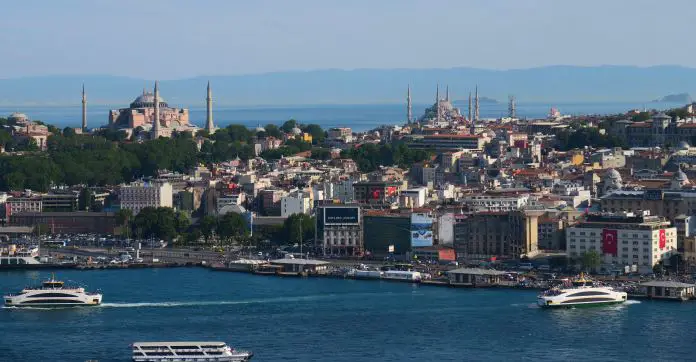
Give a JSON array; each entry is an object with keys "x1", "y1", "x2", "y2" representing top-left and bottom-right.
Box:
[
  {"x1": 29, "y1": 293, "x2": 76, "y2": 298},
  {"x1": 567, "y1": 291, "x2": 608, "y2": 297}
]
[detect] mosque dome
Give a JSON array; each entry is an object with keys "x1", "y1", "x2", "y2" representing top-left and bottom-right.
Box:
[
  {"x1": 130, "y1": 92, "x2": 168, "y2": 108},
  {"x1": 8, "y1": 112, "x2": 29, "y2": 123},
  {"x1": 678, "y1": 141, "x2": 691, "y2": 151},
  {"x1": 291, "y1": 126, "x2": 302, "y2": 135},
  {"x1": 605, "y1": 168, "x2": 622, "y2": 181},
  {"x1": 674, "y1": 169, "x2": 689, "y2": 182},
  {"x1": 255, "y1": 124, "x2": 266, "y2": 133}
]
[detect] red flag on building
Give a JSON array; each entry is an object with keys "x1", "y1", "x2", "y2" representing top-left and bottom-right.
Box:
[
  {"x1": 602, "y1": 229, "x2": 618, "y2": 256},
  {"x1": 659, "y1": 229, "x2": 666, "y2": 249}
]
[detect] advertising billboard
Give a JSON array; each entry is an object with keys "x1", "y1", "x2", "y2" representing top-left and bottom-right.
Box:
[
  {"x1": 324, "y1": 206, "x2": 360, "y2": 225},
  {"x1": 411, "y1": 213, "x2": 433, "y2": 247}
]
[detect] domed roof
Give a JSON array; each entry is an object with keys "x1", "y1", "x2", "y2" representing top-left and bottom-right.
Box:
[
  {"x1": 674, "y1": 169, "x2": 689, "y2": 182},
  {"x1": 255, "y1": 124, "x2": 266, "y2": 133},
  {"x1": 678, "y1": 141, "x2": 691, "y2": 150},
  {"x1": 653, "y1": 112, "x2": 671, "y2": 120},
  {"x1": 130, "y1": 91, "x2": 168, "y2": 108},
  {"x1": 8, "y1": 112, "x2": 28, "y2": 121},
  {"x1": 605, "y1": 168, "x2": 622, "y2": 180},
  {"x1": 291, "y1": 126, "x2": 302, "y2": 135}
]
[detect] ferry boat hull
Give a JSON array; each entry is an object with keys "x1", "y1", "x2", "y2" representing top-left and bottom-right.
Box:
[
  {"x1": 537, "y1": 297, "x2": 626, "y2": 309},
  {"x1": 132, "y1": 341, "x2": 253, "y2": 362},
  {"x1": 3, "y1": 275, "x2": 102, "y2": 307}
]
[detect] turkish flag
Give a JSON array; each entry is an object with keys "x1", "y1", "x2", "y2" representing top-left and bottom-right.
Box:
[
  {"x1": 659, "y1": 229, "x2": 666, "y2": 249},
  {"x1": 602, "y1": 229, "x2": 618, "y2": 256},
  {"x1": 371, "y1": 189, "x2": 381, "y2": 199}
]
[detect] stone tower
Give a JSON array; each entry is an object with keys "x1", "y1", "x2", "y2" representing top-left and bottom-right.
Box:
[
  {"x1": 205, "y1": 81, "x2": 215, "y2": 134},
  {"x1": 435, "y1": 84, "x2": 441, "y2": 122},
  {"x1": 81, "y1": 84, "x2": 87, "y2": 132},
  {"x1": 152, "y1": 81, "x2": 161, "y2": 139},
  {"x1": 474, "y1": 85, "x2": 480, "y2": 121}
]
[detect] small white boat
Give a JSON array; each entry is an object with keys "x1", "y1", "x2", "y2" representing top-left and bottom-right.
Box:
[
  {"x1": 4, "y1": 274, "x2": 102, "y2": 307},
  {"x1": 537, "y1": 274, "x2": 627, "y2": 308},
  {"x1": 132, "y1": 341, "x2": 253, "y2": 362}
]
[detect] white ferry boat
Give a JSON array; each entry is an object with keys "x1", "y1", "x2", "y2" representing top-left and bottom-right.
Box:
[
  {"x1": 382, "y1": 270, "x2": 422, "y2": 282},
  {"x1": 132, "y1": 341, "x2": 253, "y2": 362},
  {"x1": 4, "y1": 274, "x2": 102, "y2": 307},
  {"x1": 537, "y1": 274, "x2": 627, "y2": 308},
  {"x1": 346, "y1": 269, "x2": 383, "y2": 280}
]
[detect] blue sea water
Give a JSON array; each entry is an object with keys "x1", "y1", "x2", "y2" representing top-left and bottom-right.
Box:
[
  {"x1": 0, "y1": 268, "x2": 694, "y2": 362},
  {"x1": 0, "y1": 101, "x2": 683, "y2": 133}
]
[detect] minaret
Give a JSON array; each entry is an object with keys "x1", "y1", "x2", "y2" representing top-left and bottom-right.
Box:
[
  {"x1": 468, "y1": 91, "x2": 473, "y2": 134},
  {"x1": 435, "y1": 84, "x2": 441, "y2": 122},
  {"x1": 446, "y1": 85, "x2": 450, "y2": 102},
  {"x1": 152, "y1": 80, "x2": 160, "y2": 139},
  {"x1": 406, "y1": 85, "x2": 412, "y2": 123},
  {"x1": 468, "y1": 92, "x2": 472, "y2": 121},
  {"x1": 205, "y1": 81, "x2": 215, "y2": 134},
  {"x1": 474, "y1": 85, "x2": 480, "y2": 121},
  {"x1": 81, "y1": 84, "x2": 87, "y2": 132},
  {"x1": 508, "y1": 95, "x2": 516, "y2": 119}
]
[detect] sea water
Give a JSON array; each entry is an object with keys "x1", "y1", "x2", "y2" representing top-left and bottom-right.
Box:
[{"x1": 0, "y1": 268, "x2": 693, "y2": 361}]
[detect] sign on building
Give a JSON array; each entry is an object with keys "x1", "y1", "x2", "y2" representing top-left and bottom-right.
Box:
[
  {"x1": 324, "y1": 206, "x2": 360, "y2": 225},
  {"x1": 411, "y1": 213, "x2": 433, "y2": 247}
]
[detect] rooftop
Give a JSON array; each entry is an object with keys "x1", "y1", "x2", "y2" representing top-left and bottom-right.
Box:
[{"x1": 448, "y1": 268, "x2": 508, "y2": 276}]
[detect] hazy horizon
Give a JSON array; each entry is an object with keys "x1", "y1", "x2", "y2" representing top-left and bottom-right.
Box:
[{"x1": 3, "y1": 0, "x2": 695, "y2": 79}]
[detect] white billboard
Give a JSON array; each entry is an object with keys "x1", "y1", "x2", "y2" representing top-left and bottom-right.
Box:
[{"x1": 411, "y1": 213, "x2": 433, "y2": 247}]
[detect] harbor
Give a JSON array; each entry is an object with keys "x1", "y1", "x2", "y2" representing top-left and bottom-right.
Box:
[{"x1": 1, "y1": 267, "x2": 693, "y2": 362}]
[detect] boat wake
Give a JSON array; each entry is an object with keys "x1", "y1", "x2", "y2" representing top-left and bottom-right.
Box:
[{"x1": 99, "y1": 295, "x2": 341, "y2": 309}]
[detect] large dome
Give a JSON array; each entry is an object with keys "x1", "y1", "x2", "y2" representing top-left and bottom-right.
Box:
[
  {"x1": 606, "y1": 168, "x2": 621, "y2": 180},
  {"x1": 8, "y1": 112, "x2": 29, "y2": 122},
  {"x1": 678, "y1": 141, "x2": 691, "y2": 151},
  {"x1": 130, "y1": 91, "x2": 168, "y2": 108},
  {"x1": 674, "y1": 169, "x2": 689, "y2": 182}
]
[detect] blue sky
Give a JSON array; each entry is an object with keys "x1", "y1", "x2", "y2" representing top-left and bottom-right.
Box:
[{"x1": 1, "y1": 0, "x2": 693, "y2": 79}]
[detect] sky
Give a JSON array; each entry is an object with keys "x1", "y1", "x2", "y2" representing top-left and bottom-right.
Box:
[{"x1": 1, "y1": 0, "x2": 694, "y2": 80}]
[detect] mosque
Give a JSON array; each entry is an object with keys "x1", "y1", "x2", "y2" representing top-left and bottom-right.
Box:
[{"x1": 100, "y1": 81, "x2": 215, "y2": 138}]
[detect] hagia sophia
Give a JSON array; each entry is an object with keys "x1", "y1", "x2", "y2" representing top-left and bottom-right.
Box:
[{"x1": 105, "y1": 81, "x2": 215, "y2": 138}]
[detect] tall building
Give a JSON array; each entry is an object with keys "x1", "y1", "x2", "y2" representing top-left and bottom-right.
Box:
[
  {"x1": 435, "y1": 84, "x2": 441, "y2": 122},
  {"x1": 205, "y1": 81, "x2": 215, "y2": 134},
  {"x1": 315, "y1": 204, "x2": 363, "y2": 256},
  {"x1": 453, "y1": 210, "x2": 542, "y2": 259},
  {"x1": 119, "y1": 181, "x2": 173, "y2": 215},
  {"x1": 566, "y1": 212, "x2": 676, "y2": 273},
  {"x1": 508, "y1": 95, "x2": 516, "y2": 119},
  {"x1": 81, "y1": 84, "x2": 87, "y2": 132}
]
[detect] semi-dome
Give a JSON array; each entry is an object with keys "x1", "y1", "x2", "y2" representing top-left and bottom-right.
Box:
[
  {"x1": 678, "y1": 141, "x2": 691, "y2": 151},
  {"x1": 291, "y1": 126, "x2": 302, "y2": 135},
  {"x1": 255, "y1": 124, "x2": 266, "y2": 133},
  {"x1": 130, "y1": 91, "x2": 168, "y2": 108}
]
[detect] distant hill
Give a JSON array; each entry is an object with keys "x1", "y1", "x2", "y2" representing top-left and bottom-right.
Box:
[
  {"x1": 651, "y1": 93, "x2": 692, "y2": 103},
  {"x1": 1, "y1": 65, "x2": 696, "y2": 106}
]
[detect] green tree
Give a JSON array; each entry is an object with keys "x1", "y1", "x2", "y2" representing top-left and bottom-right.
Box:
[
  {"x1": 283, "y1": 214, "x2": 315, "y2": 245},
  {"x1": 581, "y1": 250, "x2": 602, "y2": 272},
  {"x1": 199, "y1": 215, "x2": 217, "y2": 242},
  {"x1": 281, "y1": 119, "x2": 297, "y2": 133},
  {"x1": 217, "y1": 212, "x2": 249, "y2": 242},
  {"x1": 264, "y1": 124, "x2": 283, "y2": 138},
  {"x1": 302, "y1": 124, "x2": 325, "y2": 144},
  {"x1": 78, "y1": 188, "x2": 93, "y2": 211}
]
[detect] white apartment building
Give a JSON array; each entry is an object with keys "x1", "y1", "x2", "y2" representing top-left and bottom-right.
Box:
[
  {"x1": 119, "y1": 181, "x2": 173, "y2": 214},
  {"x1": 552, "y1": 182, "x2": 591, "y2": 208},
  {"x1": 281, "y1": 190, "x2": 312, "y2": 217},
  {"x1": 401, "y1": 187, "x2": 427, "y2": 208},
  {"x1": 566, "y1": 212, "x2": 676, "y2": 273},
  {"x1": 462, "y1": 193, "x2": 529, "y2": 212},
  {"x1": 322, "y1": 178, "x2": 355, "y2": 203}
]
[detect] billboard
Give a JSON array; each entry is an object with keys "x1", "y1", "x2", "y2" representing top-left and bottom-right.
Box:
[
  {"x1": 324, "y1": 206, "x2": 360, "y2": 225},
  {"x1": 411, "y1": 213, "x2": 433, "y2": 247}
]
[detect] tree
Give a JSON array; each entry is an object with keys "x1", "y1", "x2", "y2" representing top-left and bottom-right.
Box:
[
  {"x1": 62, "y1": 127, "x2": 76, "y2": 137},
  {"x1": 264, "y1": 124, "x2": 283, "y2": 138},
  {"x1": 581, "y1": 250, "x2": 602, "y2": 272},
  {"x1": 78, "y1": 188, "x2": 93, "y2": 211},
  {"x1": 283, "y1": 214, "x2": 315, "y2": 245},
  {"x1": 281, "y1": 119, "x2": 297, "y2": 133},
  {"x1": 217, "y1": 212, "x2": 249, "y2": 242},
  {"x1": 199, "y1": 215, "x2": 217, "y2": 242},
  {"x1": 132, "y1": 207, "x2": 178, "y2": 241},
  {"x1": 302, "y1": 124, "x2": 325, "y2": 144}
]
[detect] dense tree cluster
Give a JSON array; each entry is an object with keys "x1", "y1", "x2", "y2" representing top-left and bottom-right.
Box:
[
  {"x1": 131, "y1": 207, "x2": 190, "y2": 241},
  {"x1": 342, "y1": 142, "x2": 432, "y2": 172},
  {"x1": 555, "y1": 128, "x2": 625, "y2": 151}
]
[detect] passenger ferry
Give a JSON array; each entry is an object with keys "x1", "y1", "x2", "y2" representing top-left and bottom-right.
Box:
[
  {"x1": 4, "y1": 274, "x2": 102, "y2": 307},
  {"x1": 0, "y1": 245, "x2": 42, "y2": 267},
  {"x1": 132, "y1": 341, "x2": 253, "y2": 362},
  {"x1": 537, "y1": 273, "x2": 627, "y2": 308},
  {"x1": 382, "y1": 270, "x2": 422, "y2": 282}
]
